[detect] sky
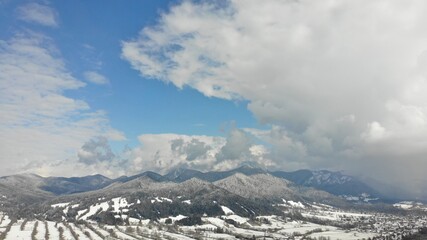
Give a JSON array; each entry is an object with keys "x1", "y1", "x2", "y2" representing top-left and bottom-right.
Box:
[{"x1": 1, "y1": 0, "x2": 427, "y2": 198}]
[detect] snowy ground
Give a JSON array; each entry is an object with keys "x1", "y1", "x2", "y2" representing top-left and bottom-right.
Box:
[
  {"x1": 0, "y1": 218, "x2": 377, "y2": 240},
  {"x1": 0, "y1": 205, "x2": 423, "y2": 240},
  {"x1": 4, "y1": 219, "x2": 33, "y2": 240},
  {"x1": 310, "y1": 230, "x2": 375, "y2": 240},
  {"x1": 302, "y1": 209, "x2": 372, "y2": 221},
  {"x1": 0, "y1": 212, "x2": 11, "y2": 228}
]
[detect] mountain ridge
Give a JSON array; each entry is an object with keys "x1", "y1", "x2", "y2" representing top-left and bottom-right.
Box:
[
  {"x1": 0, "y1": 166, "x2": 421, "y2": 225},
  {"x1": 0, "y1": 166, "x2": 409, "y2": 203}
]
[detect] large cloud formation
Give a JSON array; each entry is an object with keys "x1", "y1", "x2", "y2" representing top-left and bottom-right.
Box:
[
  {"x1": 122, "y1": 0, "x2": 427, "y2": 198},
  {"x1": 124, "y1": 130, "x2": 270, "y2": 175}
]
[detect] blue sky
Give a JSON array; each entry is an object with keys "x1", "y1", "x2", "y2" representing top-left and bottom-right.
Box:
[
  {"x1": 2, "y1": 0, "x2": 427, "y2": 198},
  {"x1": 0, "y1": 0, "x2": 260, "y2": 150}
]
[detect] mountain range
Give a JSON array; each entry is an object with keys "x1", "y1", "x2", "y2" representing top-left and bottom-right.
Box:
[
  {"x1": 0, "y1": 166, "x2": 387, "y2": 200},
  {"x1": 0, "y1": 165, "x2": 409, "y2": 224},
  {"x1": 0, "y1": 166, "x2": 380, "y2": 197}
]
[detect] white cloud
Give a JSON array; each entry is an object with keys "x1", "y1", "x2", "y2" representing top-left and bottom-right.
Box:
[
  {"x1": 17, "y1": 3, "x2": 58, "y2": 27},
  {"x1": 362, "y1": 121, "x2": 388, "y2": 142},
  {"x1": 121, "y1": 131, "x2": 273, "y2": 175},
  {"x1": 245, "y1": 126, "x2": 310, "y2": 170},
  {"x1": 0, "y1": 32, "x2": 124, "y2": 176},
  {"x1": 171, "y1": 138, "x2": 211, "y2": 161},
  {"x1": 78, "y1": 136, "x2": 115, "y2": 164},
  {"x1": 122, "y1": 0, "x2": 427, "y2": 197},
  {"x1": 215, "y1": 129, "x2": 252, "y2": 161},
  {"x1": 83, "y1": 71, "x2": 110, "y2": 85},
  {"x1": 128, "y1": 134, "x2": 224, "y2": 174}
]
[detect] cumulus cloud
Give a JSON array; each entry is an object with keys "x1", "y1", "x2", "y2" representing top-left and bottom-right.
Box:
[
  {"x1": 127, "y1": 134, "x2": 223, "y2": 174},
  {"x1": 122, "y1": 0, "x2": 427, "y2": 197},
  {"x1": 171, "y1": 138, "x2": 211, "y2": 161},
  {"x1": 0, "y1": 32, "x2": 124, "y2": 176},
  {"x1": 83, "y1": 71, "x2": 110, "y2": 85},
  {"x1": 78, "y1": 137, "x2": 115, "y2": 164},
  {"x1": 120, "y1": 131, "x2": 273, "y2": 175},
  {"x1": 215, "y1": 129, "x2": 252, "y2": 161},
  {"x1": 17, "y1": 3, "x2": 58, "y2": 27}
]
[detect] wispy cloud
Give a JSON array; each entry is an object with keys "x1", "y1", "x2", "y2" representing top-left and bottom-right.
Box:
[
  {"x1": 83, "y1": 71, "x2": 110, "y2": 85},
  {"x1": 0, "y1": 32, "x2": 124, "y2": 176},
  {"x1": 17, "y1": 3, "x2": 58, "y2": 27},
  {"x1": 81, "y1": 44, "x2": 103, "y2": 69}
]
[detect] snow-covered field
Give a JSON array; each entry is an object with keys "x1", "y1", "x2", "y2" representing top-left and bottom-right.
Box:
[
  {"x1": 0, "y1": 212, "x2": 11, "y2": 228},
  {"x1": 0, "y1": 204, "x2": 425, "y2": 240},
  {"x1": 0, "y1": 217, "x2": 382, "y2": 240},
  {"x1": 4, "y1": 219, "x2": 33, "y2": 240},
  {"x1": 310, "y1": 230, "x2": 375, "y2": 240},
  {"x1": 302, "y1": 209, "x2": 372, "y2": 221}
]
